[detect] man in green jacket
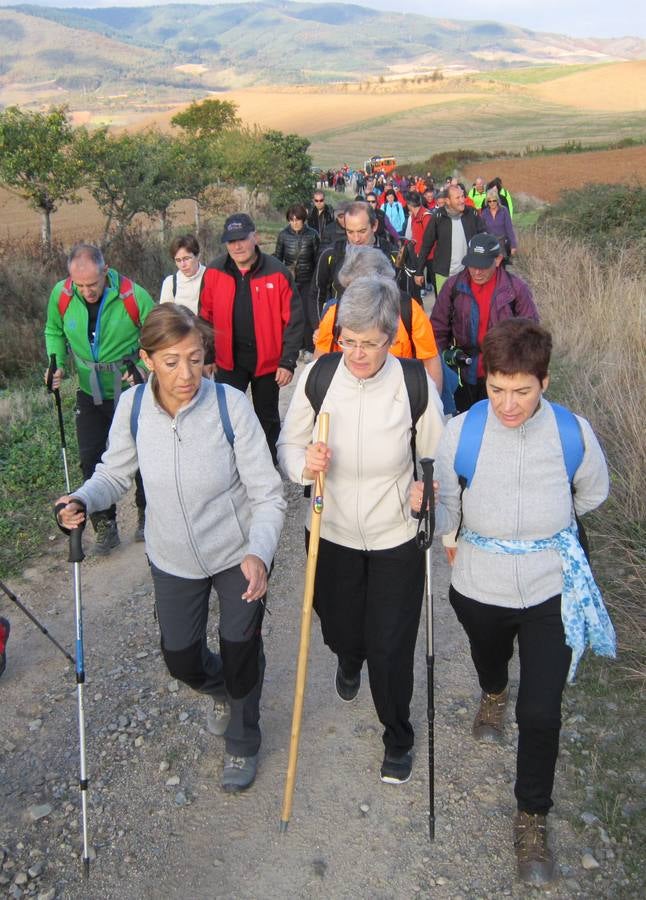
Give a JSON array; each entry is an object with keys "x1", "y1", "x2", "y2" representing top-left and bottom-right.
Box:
[{"x1": 44, "y1": 243, "x2": 154, "y2": 554}]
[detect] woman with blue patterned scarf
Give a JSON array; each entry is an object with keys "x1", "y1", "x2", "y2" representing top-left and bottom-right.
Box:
[{"x1": 413, "y1": 318, "x2": 615, "y2": 887}]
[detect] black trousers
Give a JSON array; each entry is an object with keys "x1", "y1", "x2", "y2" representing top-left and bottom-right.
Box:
[
  {"x1": 296, "y1": 279, "x2": 315, "y2": 351},
  {"x1": 449, "y1": 587, "x2": 571, "y2": 815},
  {"x1": 216, "y1": 351, "x2": 280, "y2": 464},
  {"x1": 151, "y1": 562, "x2": 265, "y2": 757},
  {"x1": 75, "y1": 390, "x2": 145, "y2": 527},
  {"x1": 311, "y1": 534, "x2": 425, "y2": 757}
]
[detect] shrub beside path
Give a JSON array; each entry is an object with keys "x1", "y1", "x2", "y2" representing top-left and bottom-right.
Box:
[{"x1": 0, "y1": 364, "x2": 637, "y2": 899}]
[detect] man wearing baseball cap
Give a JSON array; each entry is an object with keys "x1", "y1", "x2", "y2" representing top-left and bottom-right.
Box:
[
  {"x1": 431, "y1": 232, "x2": 539, "y2": 412},
  {"x1": 199, "y1": 213, "x2": 304, "y2": 463}
]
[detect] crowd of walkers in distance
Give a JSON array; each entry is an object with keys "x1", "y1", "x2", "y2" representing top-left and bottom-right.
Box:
[{"x1": 1, "y1": 158, "x2": 616, "y2": 892}]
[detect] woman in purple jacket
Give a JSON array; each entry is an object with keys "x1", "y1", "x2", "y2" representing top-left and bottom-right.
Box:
[{"x1": 481, "y1": 188, "x2": 518, "y2": 261}]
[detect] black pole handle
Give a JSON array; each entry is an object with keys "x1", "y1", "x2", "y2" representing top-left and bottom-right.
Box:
[
  {"x1": 55, "y1": 502, "x2": 86, "y2": 562},
  {"x1": 420, "y1": 457, "x2": 436, "y2": 539},
  {"x1": 46, "y1": 354, "x2": 57, "y2": 393},
  {"x1": 126, "y1": 359, "x2": 144, "y2": 385},
  {"x1": 415, "y1": 457, "x2": 435, "y2": 550}
]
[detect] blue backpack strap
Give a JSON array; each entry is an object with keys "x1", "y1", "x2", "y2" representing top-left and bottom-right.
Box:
[
  {"x1": 129, "y1": 383, "x2": 145, "y2": 441},
  {"x1": 550, "y1": 402, "x2": 584, "y2": 484},
  {"x1": 215, "y1": 381, "x2": 234, "y2": 448},
  {"x1": 454, "y1": 399, "x2": 489, "y2": 488}
]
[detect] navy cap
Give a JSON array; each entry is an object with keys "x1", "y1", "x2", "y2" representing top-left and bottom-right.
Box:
[
  {"x1": 220, "y1": 213, "x2": 256, "y2": 243},
  {"x1": 462, "y1": 233, "x2": 502, "y2": 268}
]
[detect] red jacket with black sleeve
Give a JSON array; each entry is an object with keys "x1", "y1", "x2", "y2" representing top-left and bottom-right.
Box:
[{"x1": 199, "y1": 250, "x2": 304, "y2": 376}]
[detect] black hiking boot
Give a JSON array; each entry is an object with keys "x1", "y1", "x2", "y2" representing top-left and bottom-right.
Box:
[
  {"x1": 335, "y1": 664, "x2": 361, "y2": 702},
  {"x1": 380, "y1": 750, "x2": 413, "y2": 785},
  {"x1": 94, "y1": 519, "x2": 120, "y2": 556}
]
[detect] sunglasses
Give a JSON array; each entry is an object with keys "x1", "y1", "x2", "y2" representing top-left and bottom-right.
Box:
[{"x1": 313, "y1": 198, "x2": 325, "y2": 203}]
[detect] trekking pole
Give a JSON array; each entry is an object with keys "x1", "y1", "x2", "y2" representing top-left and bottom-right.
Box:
[
  {"x1": 124, "y1": 357, "x2": 144, "y2": 385},
  {"x1": 415, "y1": 457, "x2": 436, "y2": 841},
  {"x1": 55, "y1": 504, "x2": 91, "y2": 877},
  {"x1": 46, "y1": 355, "x2": 71, "y2": 494},
  {"x1": 280, "y1": 412, "x2": 330, "y2": 834},
  {"x1": 0, "y1": 580, "x2": 74, "y2": 665}
]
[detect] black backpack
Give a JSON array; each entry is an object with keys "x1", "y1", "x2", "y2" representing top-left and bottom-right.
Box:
[{"x1": 304, "y1": 352, "x2": 428, "y2": 478}]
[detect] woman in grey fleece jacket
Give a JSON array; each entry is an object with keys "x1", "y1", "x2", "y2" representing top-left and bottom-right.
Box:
[
  {"x1": 417, "y1": 319, "x2": 610, "y2": 887},
  {"x1": 56, "y1": 305, "x2": 285, "y2": 794}
]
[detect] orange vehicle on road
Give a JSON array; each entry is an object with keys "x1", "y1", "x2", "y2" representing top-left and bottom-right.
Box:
[{"x1": 364, "y1": 155, "x2": 397, "y2": 176}]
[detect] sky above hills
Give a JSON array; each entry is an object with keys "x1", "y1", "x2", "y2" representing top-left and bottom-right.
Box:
[{"x1": 0, "y1": 0, "x2": 641, "y2": 39}]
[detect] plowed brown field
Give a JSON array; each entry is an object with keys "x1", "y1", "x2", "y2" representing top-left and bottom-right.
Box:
[{"x1": 461, "y1": 145, "x2": 646, "y2": 204}]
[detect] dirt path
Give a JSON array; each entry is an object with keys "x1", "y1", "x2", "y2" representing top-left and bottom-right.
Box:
[{"x1": 0, "y1": 364, "x2": 630, "y2": 899}]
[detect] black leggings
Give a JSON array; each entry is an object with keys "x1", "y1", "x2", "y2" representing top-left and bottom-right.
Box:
[{"x1": 450, "y1": 587, "x2": 571, "y2": 815}]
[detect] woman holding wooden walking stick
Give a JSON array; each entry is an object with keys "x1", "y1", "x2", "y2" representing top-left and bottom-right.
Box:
[{"x1": 278, "y1": 275, "x2": 444, "y2": 785}]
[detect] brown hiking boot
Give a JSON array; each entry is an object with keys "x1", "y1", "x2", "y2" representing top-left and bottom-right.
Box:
[
  {"x1": 472, "y1": 687, "x2": 508, "y2": 742},
  {"x1": 513, "y1": 811, "x2": 557, "y2": 886}
]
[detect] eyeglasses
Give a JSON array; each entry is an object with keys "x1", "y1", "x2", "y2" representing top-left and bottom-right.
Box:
[
  {"x1": 313, "y1": 198, "x2": 325, "y2": 203},
  {"x1": 338, "y1": 336, "x2": 389, "y2": 352},
  {"x1": 367, "y1": 199, "x2": 377, "y2": 204},
  {"x1": 486, "y1": 201, "x2": 498, "y2": 205},
  {"x1": 174, "y1": 255, "x2": 195, "y2": 264}
]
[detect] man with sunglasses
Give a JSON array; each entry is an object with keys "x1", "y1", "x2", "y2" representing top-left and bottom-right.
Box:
[{"x1": 307, "y1": 192, "x2": 335, "y2": 239}]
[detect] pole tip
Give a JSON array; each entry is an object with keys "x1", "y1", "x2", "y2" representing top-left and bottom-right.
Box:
[
  {"x1": 83, "y1": 857, "x2": 91, "y2": 878},
  {"x1": 279, "y1": 820, "x2": 289, "y2": 834}
]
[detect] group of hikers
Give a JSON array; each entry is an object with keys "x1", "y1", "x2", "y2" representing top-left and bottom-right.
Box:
[{"x1": 2, "y1": 173, "x2": 616, "y2": 888}]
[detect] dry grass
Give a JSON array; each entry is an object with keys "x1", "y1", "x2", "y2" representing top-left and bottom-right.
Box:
[
  {"x1": 528, "y1": 60, "x2": 646, "y2": 112},
  {"x1": 520, "y1": 231, "x2": 645, "y2": 679}
]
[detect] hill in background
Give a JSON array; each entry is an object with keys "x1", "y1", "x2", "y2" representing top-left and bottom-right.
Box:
[{"x1": 1, "y1": 1, "x2": 645, "y2": 113}]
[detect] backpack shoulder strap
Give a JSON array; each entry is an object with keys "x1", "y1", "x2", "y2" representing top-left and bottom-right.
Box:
[
  {"x1": 215, "y1": 382, "x2": 234, "y2": 448},
  {"x1": 118, "y1": 275, "x2": 141, "y2": 329},
  {"x1": 399, "y1": 293, "x2": 415, "y2": 358},
  {"x1": 172, "y1": 273, "x2": 177, "y2": 299},
  {"x1": 57, "y1": 277, "x2": 74, "y2": 318},
  {"x1": 399, "y1": 357, "x2": 428, "y2": 479},
  {"x1": 304, "y1": 353, "x2": 342, "y2": 416},
  {"x1": 454, "y1": 399, "x2": 489, "y2": 488},
  {"x1": 550, "y1": 402, "x2": 584, "y2": 484},
  {"x1": 129, "y1": 383, "x2": 145, "y2": 441}
]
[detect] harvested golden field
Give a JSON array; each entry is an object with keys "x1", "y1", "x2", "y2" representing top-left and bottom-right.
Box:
[
  {"x1": 462, "y1": 144, "x2": 646, "y2": 204},
  {"x1": 133, "y1": 88, "x2": 482, "y2": 136},
  {"x1": 528, "y1": 60, "x2": 646, "y2": 112}
]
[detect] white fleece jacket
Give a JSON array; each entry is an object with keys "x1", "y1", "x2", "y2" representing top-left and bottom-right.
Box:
[{"x1": 277, "y1": 354, "x2": 445, "y2": 551}]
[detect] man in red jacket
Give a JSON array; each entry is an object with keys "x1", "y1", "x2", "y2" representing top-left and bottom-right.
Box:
[{"x1": 199, "y1": 213, "x2": 304, "y2": 463}]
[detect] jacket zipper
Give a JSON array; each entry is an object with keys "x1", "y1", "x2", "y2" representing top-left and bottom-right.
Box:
[
  {"x1": 355, "y1": 380, "x2": 368, "y2": 549},
  {"x1": 515, "y1": 425, "x2": 526, "y2": 606},
  {"x1": 171, "y1": 418, "x2": 210, "y2": 576}
]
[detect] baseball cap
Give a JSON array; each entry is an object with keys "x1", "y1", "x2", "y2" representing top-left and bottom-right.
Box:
[
  {"x1": 220, "y1": 213, "x2": 256, "y2": 243},
  {"x1": 462, "y1": 233, "x2": 502, "y2": 268}
]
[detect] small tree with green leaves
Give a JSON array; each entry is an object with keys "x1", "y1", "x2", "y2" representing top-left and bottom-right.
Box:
[
  {"x1": 0, "y1": 105, "x2": 83, "y2": 248},
  {"x1": 171, "y1": 98, "x2": 240, "y2": 139}
]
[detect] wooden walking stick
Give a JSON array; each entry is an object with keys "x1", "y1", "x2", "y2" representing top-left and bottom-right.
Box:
[{"x1": 280, "y1": 412, "x2": 330, "y2": 833}]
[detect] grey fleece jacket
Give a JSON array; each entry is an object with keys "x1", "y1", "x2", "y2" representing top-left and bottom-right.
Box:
[
  {"x1": 433, "y1": 399, "x2": 609, "y2": 608},
  {"x1": 72, "y1": 378, "x2": 286, "y2": 579}
]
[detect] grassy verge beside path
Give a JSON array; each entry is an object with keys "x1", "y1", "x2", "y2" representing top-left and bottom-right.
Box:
[
  {"x1": 515, "y1": 227, "x2": 645, "y2": 889},
  {"x1": 0, "y1": 374, "x2": 79, "y2": 578}
]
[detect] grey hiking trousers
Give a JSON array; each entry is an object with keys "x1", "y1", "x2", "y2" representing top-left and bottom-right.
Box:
[{"x1": 150, "y1": 562, "x2": 265, "y2": 757}]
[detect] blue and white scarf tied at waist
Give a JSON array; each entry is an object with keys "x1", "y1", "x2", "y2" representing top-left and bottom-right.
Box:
[{"x1": 460, "y1": 523, "x2": 616, "y2": 683}]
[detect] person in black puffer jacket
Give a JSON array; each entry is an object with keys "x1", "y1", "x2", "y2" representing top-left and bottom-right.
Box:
[{"x1": 274, "y1": 204, "x2": 320, "y2": 352}]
